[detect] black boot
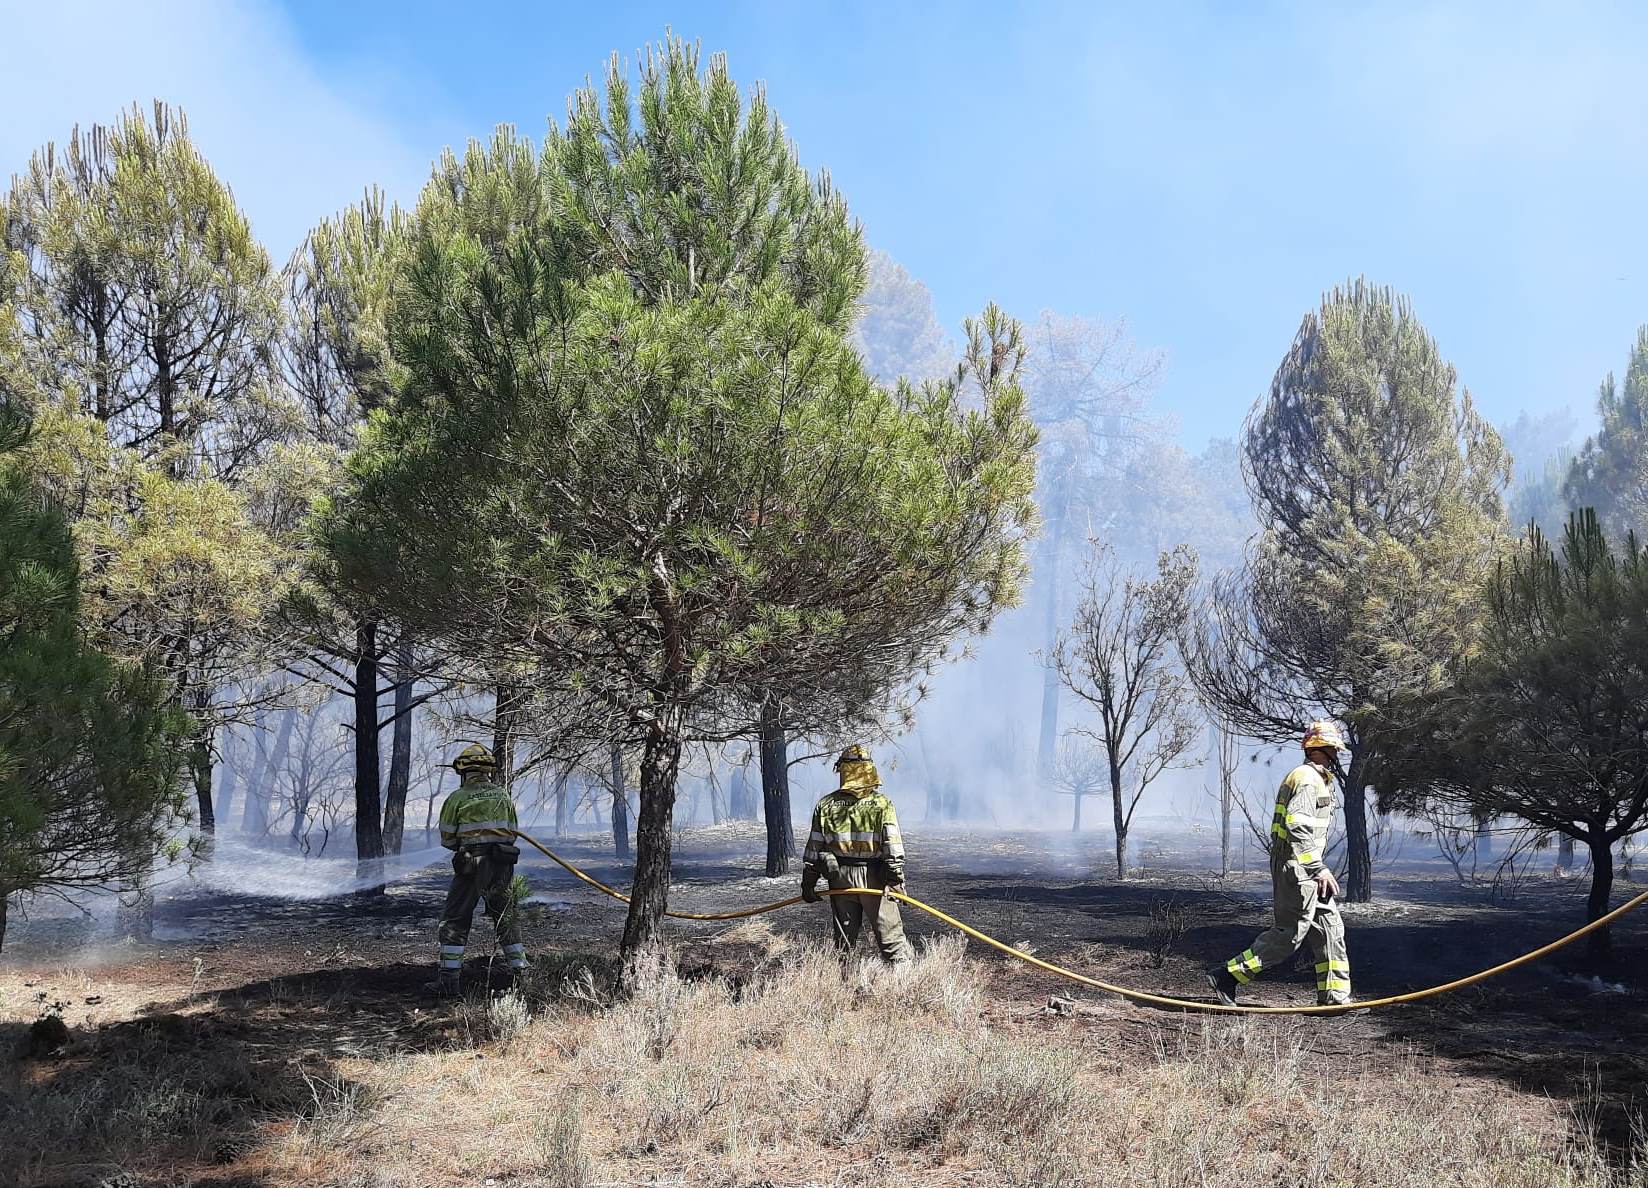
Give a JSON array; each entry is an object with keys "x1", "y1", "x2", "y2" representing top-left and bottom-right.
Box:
[
  {"x1": 1206, "y1": 966, "x2": 1239, "y2": 1006},
  {"x1": 424, "y1": 970, "x2": 461, "y2": 997}
]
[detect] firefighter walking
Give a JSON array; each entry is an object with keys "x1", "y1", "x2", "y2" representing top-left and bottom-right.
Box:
[
  {"x1": 800, "y1": 745, "x2": 913, "y2": 966},
  {"x1": 430, "y1": 743, "x2": 528, "y2": 995},
  {"x1": 1207, "y1": 721, "x2": 1353, "y2": 1007}
]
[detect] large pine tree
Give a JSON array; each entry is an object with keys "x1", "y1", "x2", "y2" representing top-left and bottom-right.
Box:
[
  {"x1": 321, "y1": 39, "x2": 1039, "y2": 961},
  {"x1": 1382, "y1": 511, "x2": 1648, "y2": 958},
  {"x1": 0, "y1": 395, "x2": 188, "y2": 950},
  {"x1": 1187, "y1": 279, "x2": 1508, "y2": 901},
  {"x1": 3, "y1": 103, "x2": 294, "y2": 847}
]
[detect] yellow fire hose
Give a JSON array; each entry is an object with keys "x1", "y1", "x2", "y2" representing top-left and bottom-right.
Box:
[{"x1": 506, "y1": 829, "x2": 1648, "y2": 1016}]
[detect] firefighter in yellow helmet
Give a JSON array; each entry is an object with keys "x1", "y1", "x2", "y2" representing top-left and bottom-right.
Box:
[
  {"x1": 429, "y1": 743, "x2": 527, "y2": 995},
  {"x1": 1207, "y1": 721, "x2": 1353, "y2": 1007},
  {"x1": 800, "y1": 745, "x2": 913, "y2": 965}
]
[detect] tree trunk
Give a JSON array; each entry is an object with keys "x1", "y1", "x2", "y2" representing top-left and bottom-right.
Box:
[
  {"x1": 1557, "y1": 835, "x2": 1575, "y2": 873},
  {"x1": 554, "y1": 771, "x2": 570, "y2": 839},
  {"x1": 759, "y1": 700, "x2": 793, "y2": 876},
  {"x1": 190, "y1": 739, "x2": 215, "y2": 852},
  {"x1": 291, "y1": 786, "x2": 312, "y2": 849},
  {"x1": 188, "y1": 685, "x2": 215, "y2": 857},
  {"x1": 620, "y1": 726, "x2": 683, "y2": 960},
  {"x1": 244, "y1": 709, "x2": 294, "y2": 837},
  {"x1": 1072, "y1": 791, "x2": 1082, "y2": 832},
  {"x1": 1109, "y1": 758, "x2": 1127, "y2": 879},
  {"x1": 383, "y1": 639, "x2": 414, "y2": 857},
  {"x1": 117, "y1": 884, "x2": 154, "y2": 942},
  {"x1": 1221, "y1": 790, "x2": 1232, "y2": 877},
  {"x1": 0, "y1": 890, "x2": 8, "y2": 954},
  {"x1": 1036, "y1": 507, "x2": 1067, "y2": 786},
  {"x1": 93, "y1": 307, "x2": 111, "y2": 422},
  {"x1": 155, "y1": 320, "x2": 180, "y2": 477},
  {"x1": 730, "y1": 762, "x2": 755, "y2": 819},
  {"x1": 1584, "y1": 829, "x2": 1614, "y2": 961},
  {"x1": 1342, "y1": 748, "x2": 1373, "y2": 902},
  {"x1": 494, "y1": 683, "x2": 523, "y2": 790},
  {"x1": 1214, "y1": 726, "x2": 1233, "y2": 878},
  {"x1": 214, "y1": 729, "x2": 239, "y2": 829},
  {"x1": 709, "y1": 773, "x2": 727, "y2": 825},
  {"x1": 610, "y1": 743, "x2": 631, "y2": 861},
  {"x1": 353, "y1": 620, "x2": 385, "y2": 889}
]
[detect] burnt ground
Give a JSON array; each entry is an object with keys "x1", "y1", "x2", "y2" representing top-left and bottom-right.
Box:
[{"x1": 2, "y1": 819, "x2": 1646, "y2": 1185}]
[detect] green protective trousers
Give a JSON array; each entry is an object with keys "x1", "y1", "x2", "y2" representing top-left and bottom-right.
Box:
[
  {"x1": 1224, "y1": 849, "x2": 1351, "y2": 1003},
  {"x1": 827, "y1": 862, "x2": 912, "y2": 965},
  {"x1": 437, "y1": 844, "x2": 526, "y2": 972}
]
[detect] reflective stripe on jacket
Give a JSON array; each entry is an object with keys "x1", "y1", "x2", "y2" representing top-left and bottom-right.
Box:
[
  {"x1": 439, "y1": 778, "x2": 519, "y2": 850},
  {"x1": 803, "y1": 790, "x2": 905, "y2": 879},
  {"x1": 1268, "y1": 762, "x2": 1335, "y2": 876}
]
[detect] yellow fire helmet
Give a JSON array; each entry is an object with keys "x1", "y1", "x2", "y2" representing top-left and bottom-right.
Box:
[
  {"x1": 1301, "y1": 720, "x2": 1347, "y2": 754},
  {"x1": 834, "y1": 744, "x2": 881, "y2": 796},
  {"x1": 452, "y1": 742, "x2": 497, "y2": 774}
]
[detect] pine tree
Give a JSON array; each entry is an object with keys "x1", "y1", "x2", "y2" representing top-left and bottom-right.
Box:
[
  {"x1": 1022, "y1": 313, "x2": 1163, "y2": 787},
  {"x1": 1566, "y1": 326, "x2": 1648, "y2": 539},
  {"x1": 5, "y1": 102, "x2": 283, "y2": 476},
  {"x1": 320, "y1": 38, "x2": 1038, "y2": 960},
  {"x1": 1383, "y1": 511, "x2": 1648, "y2": 958},
  {"x1": 3, "y1": 103, "x2": 294, "y2": 847},
  {"x1": 278, "y1": 191, "x2": 433, "y2": 879},
  {"x1": 0, "y1": 394, "x2": 189, "y2": 950},
  {"x1": 1186, "y1": 279, "x2": 1508, "y2": 901},
  {"x1": 852, "y1": 250, "x2": 955, "y2": 387}
]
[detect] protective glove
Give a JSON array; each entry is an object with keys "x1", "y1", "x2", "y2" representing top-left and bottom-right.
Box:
[
  {"x1": 883, "y1": 859, "x2": 906, "y2": 897},
  {"x1": 800, "y1": 874, "x2": 822, "y2": 904}
]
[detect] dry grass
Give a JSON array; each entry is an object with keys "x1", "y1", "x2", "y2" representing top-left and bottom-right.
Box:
[
  {"x1": 2, "y1": 1008, "x2": 302, "y2": 1184},
  {"x1": 5, "y1": 930, "x2": 1646, "y2": 1187},
  {"x1": 264, "y1": 931, "x2": 1645, "y2": 1187}
]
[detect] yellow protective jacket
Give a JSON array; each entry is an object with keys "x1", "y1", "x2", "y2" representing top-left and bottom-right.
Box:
[
  {"x1": 438, "y1": 776, "x2": 519, "y2": 850},
  {"x1": 1269, "y1": 761, "x2": 1336, "y2": 877},
  {"x1": 803, "y1": 788, "x2": 906, "y2": 883}
]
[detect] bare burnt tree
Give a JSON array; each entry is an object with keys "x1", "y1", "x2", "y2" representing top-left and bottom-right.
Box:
[
  {"x1": 1025, "y1": 313, "x2": 1166, "y2": 788},
  {"x1": 1054, "y1": 544, "x2": 1200, "y2": 877},
  {"x1": 1051, "y1": 734, "x2": 1107, "y2": 832},
  {"x1": 1209, "y1": 725, "x2": 1241, "y2": 876}
]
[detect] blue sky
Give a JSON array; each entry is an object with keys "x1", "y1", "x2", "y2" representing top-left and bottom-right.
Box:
[{"x1": 7, "y1": 0, "x2": 1647, "y2": 457}]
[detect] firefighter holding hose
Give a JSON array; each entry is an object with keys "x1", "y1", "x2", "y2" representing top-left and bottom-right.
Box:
[
  {"x1": 800, "y1": 745, "x2": 913, "y2": 966},
  {"x1": 1207, "y1": 721, "x2": 1353, "y2": 1007},
  {"x1": 429, "y1": 743, "x2": 528, "y2": 995}
]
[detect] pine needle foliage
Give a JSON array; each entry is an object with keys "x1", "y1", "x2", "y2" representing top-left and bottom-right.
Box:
[
  {"x1": 1383, "y1": 510, "x2": 1648, "y2": 956},
  {"x1": 1565, "y1": 326, "x2": 1648, "y2": 539},
  {"x1": 0, "y1": 399, "x2": 189, "y2": 950},
  {"x1": 321, "y1": 37, "x2": 1039, "y2": 958},
  {"x1": 2, "y1": 102, "x2": 297, "y2": 843},
  {"x1": 1186, "y1": 279, "x2": 1509, "y2": 901}
]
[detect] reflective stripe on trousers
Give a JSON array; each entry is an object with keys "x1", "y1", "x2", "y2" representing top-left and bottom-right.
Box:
[
  {"x1": 1222, "y1": 849, "x2": 1351, "y2": 1001},
  {"x1": 437, "y1": 846, "x2": 524, "y2": 962}
]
